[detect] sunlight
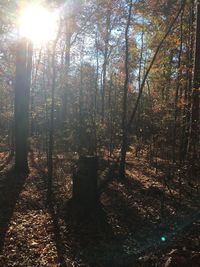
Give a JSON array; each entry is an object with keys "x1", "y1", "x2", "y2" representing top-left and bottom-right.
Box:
[{"x1": 19, "y1": 4, "x2": 58, "y2": 44}]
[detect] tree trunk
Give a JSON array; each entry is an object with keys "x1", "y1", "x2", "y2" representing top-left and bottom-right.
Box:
[
  {"x1": 188, "y1": 0, "x2": 200, "y2": 162},
  {"x1": 180, "y1": 0, "x2": 195, "y2": 162},
  {"x1": 119, "y1": 0, "x2": 133, "y2": 179},
  {"x1": 47, "y1": 44, "x2": 56, "y2": 199},
  {"x1": 14, "y1": 39, "x2": 32, "y2": 173},
  {"x1": 72, "y1": 156, "x2": 98, "y2": 210},
  {"x1": 172, "y1": 8, "x2": 184, "y2": 162},
  {"x1": 101, "y1": 8, "x2": 111, "y2": 123}
]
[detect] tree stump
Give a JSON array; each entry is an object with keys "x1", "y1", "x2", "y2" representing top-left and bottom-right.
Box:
[{"x1": 69, "y1": 156, "x2": 99, "y2": 217}]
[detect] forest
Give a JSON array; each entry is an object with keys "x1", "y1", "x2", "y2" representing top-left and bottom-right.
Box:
[{"x1": 0, "y1": 0, "x2": 199, "y2": 266}]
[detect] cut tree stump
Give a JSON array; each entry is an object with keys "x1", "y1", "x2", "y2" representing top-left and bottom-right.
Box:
[
  {"x1": 65, "y1": 156, "x2": 99, "y2": 219},
  {"x1": 73, "y1": 156, "x2": 98, "y2": 207}
]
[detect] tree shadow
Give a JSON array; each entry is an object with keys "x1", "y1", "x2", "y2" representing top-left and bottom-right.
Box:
[
  {"x1": 58, "y1": 176, "x2": 159, "y2": 266},
  {"x1": 27, "y1": 154, "x2": 199, "y2": 266},
  {"x1": 0, "y1": 169, "x2": 27, "y2": 252},
  {"x1": 58, "y1": 174, "x2": 158, "y2": 266},
  {"x1": 116, "y1": 174, "x2": 200, "y2": 242},
  {"x1": 127, "y1": 160, "x2": 199, "y2": 212},
  {"x1": 48, "y1": 199, "x2": 67, "y2": 267},
  {"x1": 60, "y1": 201, "x2": 116, "y2": 266},
  {"x1": 104, "y1": 180, "x2": 153, "y2": 237},
  {"x1": 52, "y1": 161, "x2": 154, "y2": 266},
  {"x1": 29, "y1": 151, "x2": 67, "y2": 267}
]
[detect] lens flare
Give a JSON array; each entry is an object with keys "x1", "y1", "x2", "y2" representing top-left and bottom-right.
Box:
[
  {"x1": 161, "y1": 236, "x2": 166, "y2": 242},
  {"x1": 19, "y1": 4, "x2": 58, "y2": 44}
]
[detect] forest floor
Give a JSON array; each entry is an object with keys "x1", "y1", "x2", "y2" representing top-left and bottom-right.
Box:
[{"x1": 0, "y1": 150, "x2": 199, "y2": 267}]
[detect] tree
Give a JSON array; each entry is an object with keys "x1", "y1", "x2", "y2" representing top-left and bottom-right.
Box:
[
  {"x1": 119, "y1": 0, "x2": 133, "y2": 179},
  {"x1": 119, "y1": 0, "x2": 186, "y2": 178},
  {"x1": 14, "y1": 38, "x2": 32, "y2": 173},
  {"x1": 188, "y1": 0, "x2": 200, "y2": 163}
]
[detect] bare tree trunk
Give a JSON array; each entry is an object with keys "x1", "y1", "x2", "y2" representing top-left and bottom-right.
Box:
[
  {"x1": 119, "y1": 0, "x2": 133, "y2": 179},
  {"x1": 47, "y1": 44, "x2": 56, "y2": 199},
  {"x1": 180, "y1": 1, "x2": 195, "y2": 162},
  {"x1": 95, "y1": 27, "x2": 99, "y2": 115},
  {"x1": 138, "y1": 20, "x2": 144, "y2": 90},
  {"x1": 63, "y1": 32, "x2": 71, "y2": 122},
  {"x1": 172, "y1": 8, "x2": 184, "y2": 162},
  {"x1": 30, "y1": 48, "x2": 42, "y2": 137},
  {"x1": 188, "y1": 0, "x2": 200, "y2": 163},
  {"x1": 101, "y1": 8, "x2": 111, "y2": 122},
  {"x1": 78, "y1": 49, "x2": 84, "y2": 155},
  {"x1": 93, "y1": 27, "x2": 100, "y2": 156},
  {"x1": 14, "y1": 38, "x2": 32, "y2": 173}
]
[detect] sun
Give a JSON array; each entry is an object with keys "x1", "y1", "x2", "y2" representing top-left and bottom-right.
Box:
[{"x1": 19, "y1": 4, "x2": 58, "y2": 44}]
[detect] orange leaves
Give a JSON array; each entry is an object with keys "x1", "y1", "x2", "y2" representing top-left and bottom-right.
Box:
[
  {"x1": 152, "y1": 103, "x2": 163, "y2": 113},
  {"x1": 177, "y1": 97, "x2": 187, "y2": 108},
  {"x1": 128, "y1": 82, "x2": 133, "y2": 93}
]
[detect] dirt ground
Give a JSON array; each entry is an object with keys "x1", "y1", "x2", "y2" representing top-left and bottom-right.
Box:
[{"x1": 0, "y1": 151, "x2": 199, "y2": 266}]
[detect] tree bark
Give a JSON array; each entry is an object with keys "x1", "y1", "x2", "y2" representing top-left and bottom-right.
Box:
[
  {"x1": 72, "y1": 156, "x2": 98, "y2": 209},
  {"x1": 101, "y1": 7, "x2": 111, "y2": 123},
  {"x1": 188, "y1": 0, "x2": 200, "y2": 162},
  {"x1": 14, "y1": 38, "x2": 32, "y2": 173},
  {"x1": 47, "y1": 43, "x2": 57, "y2": 199},
  {"x1": 173, "y1": 8, "x2": 184, "y2": 162},
  {"x1": 180, "y1": 0, "x2": 195, "y2": 161},
  {"x1": 119, "y1": 0, "x2": 133, "y2": 179}
]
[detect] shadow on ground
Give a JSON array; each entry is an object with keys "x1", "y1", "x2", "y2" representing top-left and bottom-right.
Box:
[
  {"x1": 29, "y1": 152, "x2": 68, "y2": 267},
  {"x1": 0, "y1": 169, "x2": 27, "y2": 252},
  {"x1": 61, "y1": 203, "x2": 125, "y2": 267},
  {"x1": 28, "y1": 154, "x2": 200, "y2": 267}
]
